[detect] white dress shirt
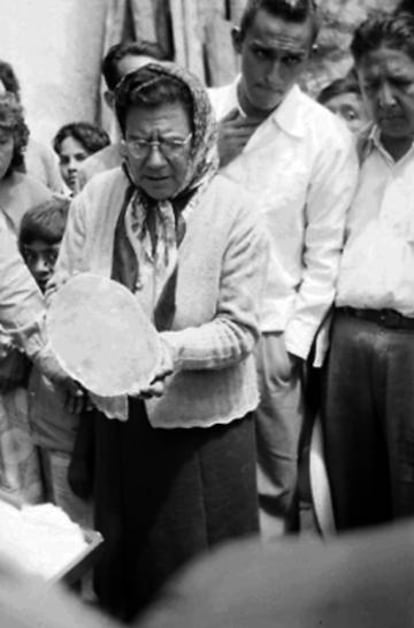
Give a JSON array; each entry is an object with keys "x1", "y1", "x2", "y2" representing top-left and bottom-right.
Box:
[
  {"x1": 210, "y1": 80, "x2": 359, "y2": 360},
  {"x1": 337, "y1": 128, "x2": 414, "y2": 316}
]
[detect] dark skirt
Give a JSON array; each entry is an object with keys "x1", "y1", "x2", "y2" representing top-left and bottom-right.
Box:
[{"x1": 92, "y1": 399, "x2": 259, "y2": 622}]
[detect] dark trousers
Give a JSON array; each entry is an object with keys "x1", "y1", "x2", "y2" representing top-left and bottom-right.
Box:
[
  {"x1": 93, "y1": 400, "x2": 259, "y2": 622},
  {"x1": 321, "y1": 311, "x2": 414, "y2": 530}
]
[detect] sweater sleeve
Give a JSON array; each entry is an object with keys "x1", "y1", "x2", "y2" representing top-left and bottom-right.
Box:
[
  {"x1": 161, "y1": 206, "x2": 269, "y2": 371},
  {"x1": 0, "y1": 212, "x2": 46, "y2": 355}
]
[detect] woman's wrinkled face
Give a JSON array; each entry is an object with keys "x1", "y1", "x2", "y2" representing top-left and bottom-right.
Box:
[
  {"x1": 0, "y1": 128, "x2": 14, "y2": 180},
  {"x1": 122, "y1": 101, "x2": 192, "y2": 200}
]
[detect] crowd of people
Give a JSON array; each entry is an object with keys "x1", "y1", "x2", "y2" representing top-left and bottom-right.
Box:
[{"x1": 1, "y1": 0, "x2": 414, "y2": 624}]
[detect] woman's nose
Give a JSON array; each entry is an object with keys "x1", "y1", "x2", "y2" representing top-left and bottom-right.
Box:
[
  {"x1": 146, "y1": 143, "x2": 167, "y2": 167},
  {"x1": 68, "y1": 157, "x2": 78, "y2": 171}
]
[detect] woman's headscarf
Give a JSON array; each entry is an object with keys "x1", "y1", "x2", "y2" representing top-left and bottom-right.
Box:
[
  {"x1": 115, "y1": 61, "x2": 218, "y2": 197},
  {"x1": 111, "y1": 62, "x2": 219, "y2": 328}
]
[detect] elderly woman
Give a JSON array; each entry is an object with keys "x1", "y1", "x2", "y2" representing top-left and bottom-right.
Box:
[{"x1": 53, "y1": 62, "x2": 268, "y2": 621}]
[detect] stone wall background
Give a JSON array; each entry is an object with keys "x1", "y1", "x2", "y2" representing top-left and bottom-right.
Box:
[{"x1": 0, "y1": 0, "x2": 400, "y2": 145}]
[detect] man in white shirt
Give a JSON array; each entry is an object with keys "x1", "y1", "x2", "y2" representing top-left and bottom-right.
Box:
[
  {"x1": 209, "y1": 0, "x2": 359, "y2": 537},
  {"x1": 322, "y1": 11, "x2": 414, "y2": 531}
]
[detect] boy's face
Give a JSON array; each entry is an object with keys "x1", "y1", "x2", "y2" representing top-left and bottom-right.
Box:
[
  {"x1": 323, "y1": 91, "x2": 370, "y2": 134},
  {"x1": 21, "y1": 240, "x2": 60, "y2": 293}
]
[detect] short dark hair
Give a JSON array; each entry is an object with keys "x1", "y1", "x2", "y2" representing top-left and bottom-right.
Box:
[
  {"x1": 0, "y1": 93, "x2": 29, "y2": 176},
  {"x1": 395, "y1": 0, "x2": 414, "y2": 16},
  {"x1": 53, "y1": 122, "x2": 110, "y2": 156},
  {"x1": 102, "y1": 41, "x2": 168, "y2": 91},
  {"x1": 239, "y1": 0, "x2": 319, "y2": 43},
  {"x1": 115, "y1": 65, "x2": 193, "y2": 136},
  {"x1": 19, "y1": 197, "x2": 70, "y2": 246},
  {"x1": 0, "y1": 60, "x2": 20, "y2": 99},
  {"x1": 351, "y1": 12, "x2": 414, "y2": 66},
  {"x1": 317, "y1": 72, "x2": 362, "y2": 105}
]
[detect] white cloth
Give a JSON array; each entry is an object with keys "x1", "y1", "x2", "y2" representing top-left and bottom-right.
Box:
[
  {"x1": 337, "y1": 128, "x2": 414, "y2": 315},
  {"x1": 209, "y1": 80, "x2": 359, "y2": 362}
]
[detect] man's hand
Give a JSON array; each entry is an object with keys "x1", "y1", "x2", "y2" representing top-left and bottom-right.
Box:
[{"x1": 217, "y1": 108, "x2": 261, "y2": 167}]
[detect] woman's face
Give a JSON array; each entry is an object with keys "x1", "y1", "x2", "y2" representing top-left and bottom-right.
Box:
[
  {"x1": 58, "y1": 136, "x2": 89, "y2": 193},
  {"x1": 0, "y1": 128, "x2": 14, "y2": 180},
  {"x1": 123, "y1": 101, "x2": 192, "y2": 200}
]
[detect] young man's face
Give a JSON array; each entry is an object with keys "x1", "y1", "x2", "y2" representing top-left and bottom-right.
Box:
[
  {"x1": 323, "y1": 91, "x2": 370, "y2": 134},
  {"x1": 233, "y1": 8, "x2": 313, "y2": 116},
  {"x1": 358, "y1": 46, "x2": 414, "y2": 142},
  {"x1": 21, "y1": 240, "x2": 60, "y2": 293}
]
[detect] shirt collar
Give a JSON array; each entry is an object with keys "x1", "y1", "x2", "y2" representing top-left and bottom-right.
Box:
[
  {"x1": 234, "y1": 79, "x2": 306, "y2": 138},
  {"x1": 362, "y1": 124, "x2": 414, "y2": 163},
  {"x1": 271, "y1": 85, "x2": 306, "y2": 138}
]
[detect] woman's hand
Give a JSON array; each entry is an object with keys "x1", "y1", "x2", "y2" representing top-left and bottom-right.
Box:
[{"x1": 137, "y1": 339, "x2": 174, "y2": 399}]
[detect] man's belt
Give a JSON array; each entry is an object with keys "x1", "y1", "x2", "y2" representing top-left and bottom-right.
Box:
[{"x1": 336, "y1": 307, "x2": 414, "y2": 330}]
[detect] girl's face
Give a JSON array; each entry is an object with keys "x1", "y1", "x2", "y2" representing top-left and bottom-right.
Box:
[
  {"x1": 58, "y1": 136, "x2": 89, "y2": 193},
  {"x1": 0, "y1": 128, "x2": 14, "y2": 180}
]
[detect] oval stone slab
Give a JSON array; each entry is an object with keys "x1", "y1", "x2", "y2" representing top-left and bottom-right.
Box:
[{"x1": 47, "y1": 273, "x2": 161, "y2": 396}]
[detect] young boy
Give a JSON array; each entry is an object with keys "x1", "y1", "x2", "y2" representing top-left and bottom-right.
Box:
[
  {"x1": 19, "y1": 197, "x2": 93, "y2": 530},
  {"x1": 317, "y1": 71, "x2": 370, "y2": 136}
]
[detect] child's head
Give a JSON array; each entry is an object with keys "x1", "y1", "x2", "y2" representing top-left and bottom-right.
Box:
[
  {"x1": 19, "y1": 197, "x2": 70, "y2": 292},
  {"x1": 53, "y1": 122, "x2": 110, "y2": 194},
  {"x1": 317, "y1": 71, "x2": 370, "y2": 135}
]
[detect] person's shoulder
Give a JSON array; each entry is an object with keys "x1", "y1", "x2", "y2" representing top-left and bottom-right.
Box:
[
  {"x1": 11, "y1": 171, "x2": 52, "y2": 200},
  {"x1": 79, "y1": 166, "x2": 126, "y2": 204},
  {"x1": 206, "y1": 173, "x2": 261, "y2": 223},
  {"x1": 27, "y1": 137, "x2": 55, "y2": 160},
  {"x1": 297, "y1": 88, "x2": 355, "y2": 149},
  {"x1": 79, "y1": 144, "x2": 122, "y2": 182},
  {"x1": 208, "y1": 80, "x2": 238, "y2": 119}
]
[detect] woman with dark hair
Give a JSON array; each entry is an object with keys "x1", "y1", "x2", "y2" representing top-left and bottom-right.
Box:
[
  {"x1": 0, "y1": 93, "x2": 52, "y2": 504},
  {"x1": 53, "y1": 122, "x2": 110, "y2": 195},
  {"x1": 0, "y1": 93, "x2": 51, "y2": 232},
  {"x1": 0, "y1": 60, "x2": 63, "y2": 194},
  {"x1": 52, "y1": 61, "x2": 268, "y2": 621}
]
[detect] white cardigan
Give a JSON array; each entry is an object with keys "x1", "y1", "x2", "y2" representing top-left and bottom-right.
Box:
[{"x1": 54, "y1": 168, "x2": 269, "y2": 428}]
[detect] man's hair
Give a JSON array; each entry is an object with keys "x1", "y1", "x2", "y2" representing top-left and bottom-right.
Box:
[
  {"x1": 351, "y1": 12, "x2": 414, "y2": 66},
  {"x1": 0, "y1": 93, "x2": 29, "y2": 175},
  {"x1": 395, "y1": 0, "x2": 414, "y2": 16},
  {"x1": 239, "y1": 0, "x2": 319, "y2": 43},
  {"x1": 0, "y1": 60, "x2": 20, "y2": 99},
  {"x1": 19, "y1": 197, "x2": 70, "y2": 246},
  {"x1": 102, "y1": 41, "x2": 168, "y2": 91},
  {"x1": 115, "y1": 66, "x2": 193, "y2": 136},
  {"x1": 53, "y1": 122, "x2": 110, "y2": 156},
  {"x1": 317, "y1": 71, "x2": 362, "y2": 105}
]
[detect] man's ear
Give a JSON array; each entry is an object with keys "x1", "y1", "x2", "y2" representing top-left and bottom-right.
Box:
[
  {"x1": 104, "y1": 90, "x2": 115, "y2": 110},
  {"x1": 231, "y1": 26, "x2": 243, "y2": 54}
]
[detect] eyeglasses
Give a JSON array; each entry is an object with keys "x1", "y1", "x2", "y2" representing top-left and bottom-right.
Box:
[{"x1": 125, "y1": 133, "x2": 192, "y2": 160}]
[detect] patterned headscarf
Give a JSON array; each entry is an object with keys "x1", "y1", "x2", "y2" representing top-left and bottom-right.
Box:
[
  {"x1": 115, "y1": 61, "x2": 218, "y2": 197},
  {"x1": 111, "y1": 62, "x2": 219, "y2": 325}
]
